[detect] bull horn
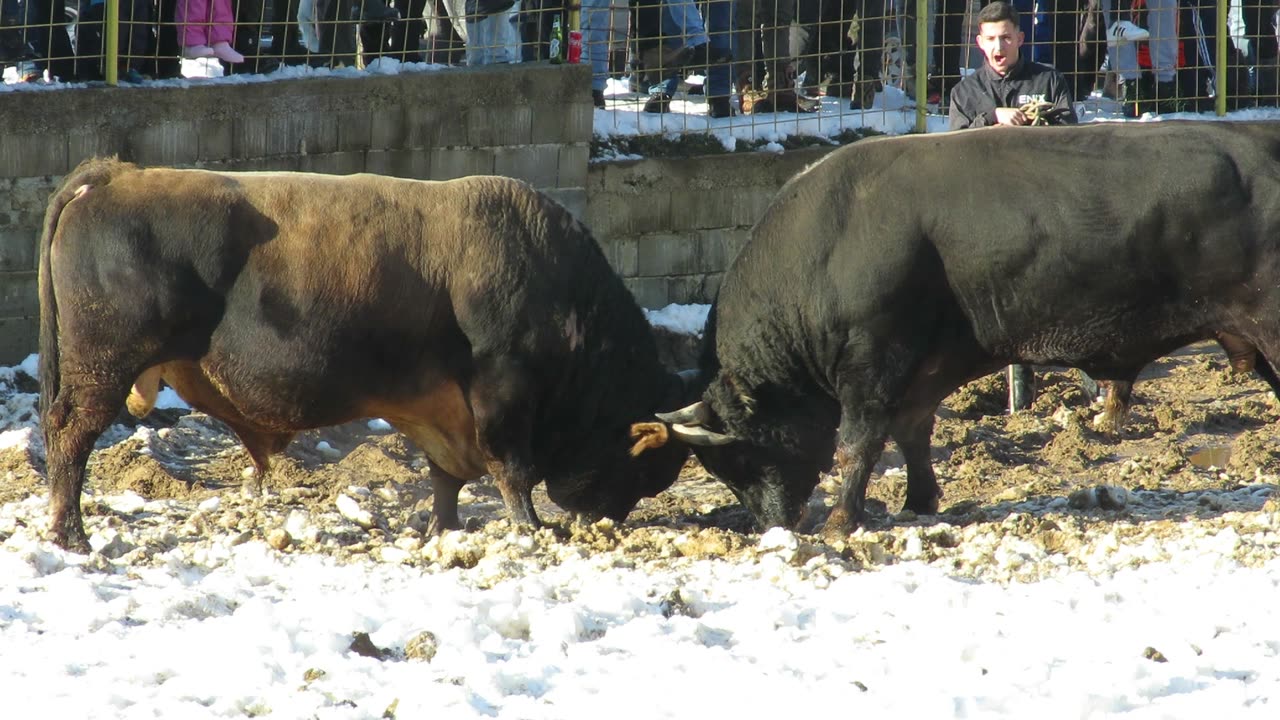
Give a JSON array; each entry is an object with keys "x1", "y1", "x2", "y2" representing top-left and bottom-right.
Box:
[
  {"x1": 656, "y1": 400, "x2": 711, "y2": 425},
  {"x1": 670, "y1": 423, "x2": 735, "y2": 446}
]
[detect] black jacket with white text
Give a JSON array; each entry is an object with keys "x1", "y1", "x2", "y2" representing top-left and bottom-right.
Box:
[{"x1": 948, "y1": 57, "x2": 1078, "y2": 130}]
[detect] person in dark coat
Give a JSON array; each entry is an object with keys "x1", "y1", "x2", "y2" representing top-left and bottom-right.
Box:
[{"x1": 949, "y1": 1, "x2": 1078, "y2": 129}]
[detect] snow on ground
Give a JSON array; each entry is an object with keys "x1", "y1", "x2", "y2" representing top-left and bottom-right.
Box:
[{"x1": 1, "y1": 513, "x2": 1278, "y2": 720}]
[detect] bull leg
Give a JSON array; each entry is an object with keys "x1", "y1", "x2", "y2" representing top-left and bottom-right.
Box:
[
  {"x1": 822, "y1": 420, "x2": 889, "y2": 540},
  {"x1": 44, "y1": 378, "x2": 133, "y2": 552},
  {"x1": 1215, "y1": 334, "x2": 1280, "y2": 399},
  {"x1": 891, "y1": 414, "x2": 941, "y2": 516},
  {"x1": 230, "y1": 427, "x2": 294, "y2": 496},
  {"x1": 1092, "y1": 379, "x2": 1135, "y2": 435},
  {"x1": 424, "y1": 459, "x2": 465, "y2": 534},
  {"x1": 1249, "y1": 352, "x2": 1280, "y2": 398},
  {"x1": 469, "y1": 356, "x2": 541, "y2": 528}
]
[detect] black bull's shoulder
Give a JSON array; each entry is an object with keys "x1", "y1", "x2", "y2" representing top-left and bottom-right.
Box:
[
  {"x1": 689, "y1": 121, "x2": 1280, "y2": 536},
  {"x1": 38, "y1": 158, "x2": 689, "y2": 551}
]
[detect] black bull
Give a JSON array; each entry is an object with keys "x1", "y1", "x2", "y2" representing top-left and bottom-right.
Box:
[
  {"x1": 644, "y1": 121, "x2": 1280, "y2": 537},
  {"x1": 39, "y1": 159, "x2": 690, "y2": 551}
]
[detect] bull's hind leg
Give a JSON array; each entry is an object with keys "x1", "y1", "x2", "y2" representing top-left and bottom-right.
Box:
[
  {"x1": 44, "y1": 372, "x2": 135, "y2": 552},
  {"x1": 891, "y1": 414, "x2": 942, "y2": 516},
  {"x1": 423, "y1": 460, "x2": 466, "y2": 534}
]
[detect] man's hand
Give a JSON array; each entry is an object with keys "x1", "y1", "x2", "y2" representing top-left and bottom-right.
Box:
[{"x1": 994, "y1": 107, "x2": 1028, "y2": 125}]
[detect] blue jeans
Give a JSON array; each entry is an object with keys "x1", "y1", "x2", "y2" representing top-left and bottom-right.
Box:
[
  {"x1": 652, "y1": 0, "x2": 733, "y2": 98},
  {"x1": 466, "y1": 0, "x2": 521, "y2": 65},
  {"x1": 580, "y1": 0, "x2": 612, "y2": 92}
]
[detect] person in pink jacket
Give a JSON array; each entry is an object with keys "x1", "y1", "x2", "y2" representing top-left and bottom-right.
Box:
[{"x1": 176, "y1": 0, "x2": 245, "y2": 63}]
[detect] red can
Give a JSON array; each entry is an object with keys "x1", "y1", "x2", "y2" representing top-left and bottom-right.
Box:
[{"x1": 567, "y1": 30, "x2": 583, "y2": 64}]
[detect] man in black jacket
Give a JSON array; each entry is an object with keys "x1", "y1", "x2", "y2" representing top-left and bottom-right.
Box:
[
  {"x1": 950, "y1": 1, "x2": 1090, "y2": 413},
  {"x1": 949, "y1": 1, "x2": 1078, "y2": 129}
]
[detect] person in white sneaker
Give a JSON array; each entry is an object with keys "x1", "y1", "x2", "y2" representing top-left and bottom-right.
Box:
[
  {"x1": 1100, "y1": 0, "x2": 1177, "y2": 114},
  {"x1": 176, "y1": 0, "x2": 245, "y2": 64},
  {"x1": 1106, "y1": 19, "x2": 1150, "y2": 43}
]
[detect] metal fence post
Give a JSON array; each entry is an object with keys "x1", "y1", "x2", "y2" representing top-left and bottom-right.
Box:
[
  {"x1": 916, "y1": 0, "x2": 928, "y2": 132},
  {"x1": 105, "y1": 0, "x2": 119, "y2": 86},
  {"x1": 1216, "y1": 0, "x2": 1227, "y2": 116}
]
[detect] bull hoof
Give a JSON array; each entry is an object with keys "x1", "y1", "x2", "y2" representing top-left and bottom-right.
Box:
[
  {"x1": 1092, "y1": 410, "x2": 1121, "y2": 435},
  {"x1": 903, "y1": 494, "x2": 941, "y2": 516},
  {"x1": 53, "y1": 524, "x2": 91, "y2": 554},
  {"x1": 424, "y1": 513, "x2": 463, "y2": 536},
  {"x1": 819, "y1": 507, "x2": 861, "y2": 541}
]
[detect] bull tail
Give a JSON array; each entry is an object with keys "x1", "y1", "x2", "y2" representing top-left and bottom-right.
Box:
[
  {"x1": 38, "y1": 185, "x2": 77, "y2": 424},
  {"x1": 38, "y1": 157, "x2": 135, "y2": 425}
]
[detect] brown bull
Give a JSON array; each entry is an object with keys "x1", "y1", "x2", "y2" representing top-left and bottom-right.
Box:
[{"x1": 39, "y1": 158, "x2": 690, "y2": 551}]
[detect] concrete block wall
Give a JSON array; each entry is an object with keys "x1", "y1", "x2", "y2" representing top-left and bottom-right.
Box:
[
  {"x1": 0, "y1": 63, "x2": 592, "y2": 364},
  {"x1": 584, "y1": 147, "x2": 838, "y2": 309}
]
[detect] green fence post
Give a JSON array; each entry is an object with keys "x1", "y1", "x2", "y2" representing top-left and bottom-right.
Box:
[
  {"x1": 1216, "y1": 0, "x2": 1227, "y2": 116},
  {"x1": 105, "y1": 0, "x2": 119, "y2": 86},
  {"x1": 916, "y1": 0, "x2": 928, "y2": 132}
]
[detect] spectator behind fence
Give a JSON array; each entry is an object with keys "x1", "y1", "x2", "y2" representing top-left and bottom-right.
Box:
[
  {"x1": 74, "y1": 0, "x2": 153, "y2": 82},
  {"x1": 13, "y1": 0, "x2": 77, "y2": 81},
  {"x1": 1102, "y1": 0, "x2": 1178, "y2": 115},
  {"x1": 582, "y1": 0, "x2": 613, "y2": 107},
  {"x1": 949, "y1": 1, "x2": 1077, "y2": 129},
  {"x1": 465, "y1": 0, "x2": 520, "y2": 64},
  {"x1": 949, "y1": 1, "x2": 1095, "y2": 414},
  {"x1": 361, "y1": 0, "x2": 428, "y2": 65},
  {"x1": 176, "y1": 0, "x2": 245, "y2": 63},
  {"x1": 732, "y1": 0, "x2": 814, "y2": 114},
  {"x1": 635, "y1": 0, "x2": 732, "y2": 116}
]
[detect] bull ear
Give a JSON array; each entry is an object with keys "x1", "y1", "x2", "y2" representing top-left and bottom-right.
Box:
[
  {"x1": 629, "y1": 422, "x2": 670, "y2": 456},
  {"x1": 656, "y1": 400, "x2": 712, "y2": 425},
  {"x1": 670, "y1": 423, "x2": 735, "y2": 446}
]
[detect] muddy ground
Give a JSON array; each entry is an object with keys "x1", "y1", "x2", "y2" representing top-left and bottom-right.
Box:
[{"x1": 3, "y1": 339, "x2": 1278, "y2": 557}]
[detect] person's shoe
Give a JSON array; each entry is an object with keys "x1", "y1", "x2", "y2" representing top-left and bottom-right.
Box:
[
  {"x1": 212, "y1": 41, "x2": 245, "y2": 64},
  {"x1": 708, "y1": 95, "x2": 733, "y2": 118},
  {"x1": 182, "y1": 44, "x2": 216, "y2": 59},
  {"x1": 643, "y1": 91, "x2": 671, "y2": 114},
  {"x1": 591, "y1": 89, "x2": 606, "y2": 109},
  {"x1": 1106, "y1": 20, "x2": 1150, "y2": 45},
  {"x1": 119, "y1": 68, "x2": 147, "y2": 84}
]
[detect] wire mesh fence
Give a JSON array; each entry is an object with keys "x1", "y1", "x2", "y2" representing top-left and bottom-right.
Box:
[{"x1": 2, "y1": 1, "x2": 1279, "y2": 133}]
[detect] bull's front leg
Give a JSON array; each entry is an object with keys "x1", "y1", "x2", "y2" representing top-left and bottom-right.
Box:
[{"x1": 822, "y1": 423, "x2": 889, "y2": 540}]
